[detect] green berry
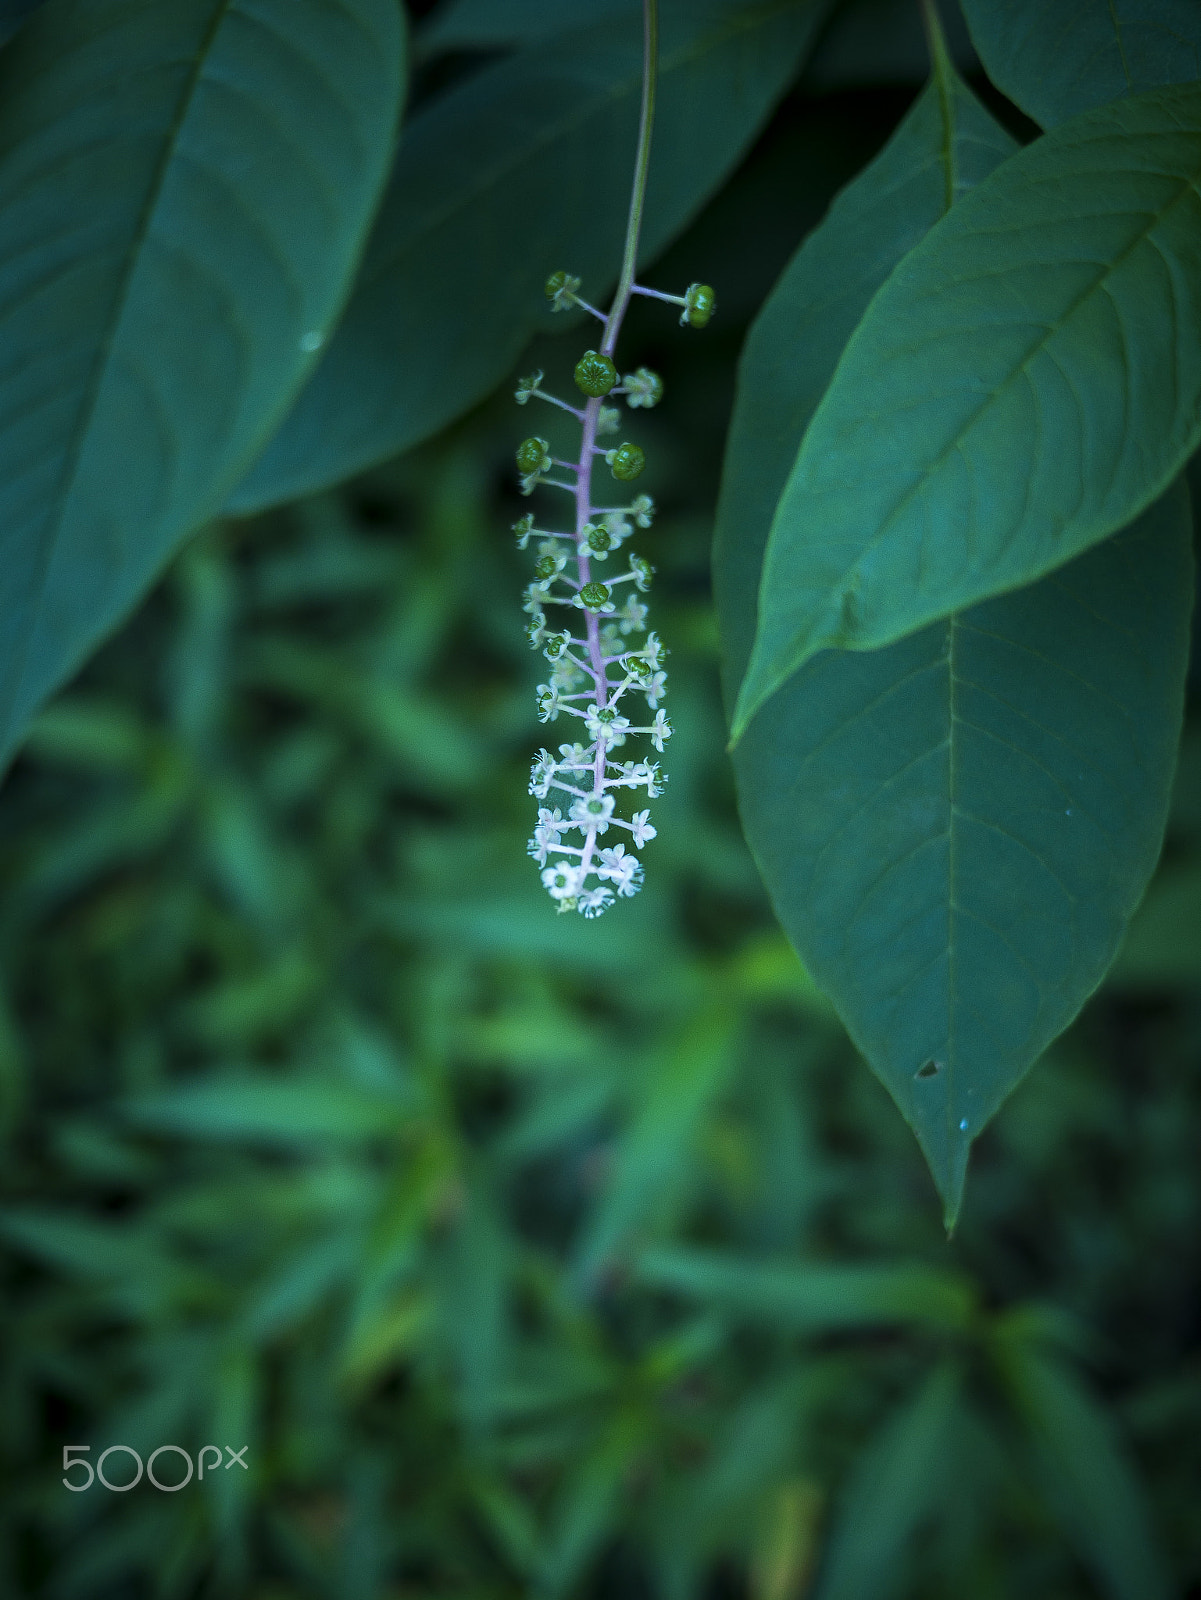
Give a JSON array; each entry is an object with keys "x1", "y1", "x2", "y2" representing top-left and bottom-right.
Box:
[
  {"x1": 580, "y1": 582, "x2": 611, "y2": 610},
  {"x1": 533, "y1": 554, "x2": 559, "y2": 579},
  {"x1": 607, "y1": 442, "x2": 645, "y2": 482},
  {"x1": 586, "y1": 526, "x2": 612, "y2": 553},
  {"x1": 625, "y1": 656, "x2": 651, "y2": 678},
  {"x1": 516, "y1": 436, "x2": 550, "y2": 474},
  {"x1": 574, "y1": 349, "x2": 617, "y2": 397},
  {"x1": 545, "y1": 270, "x2": 573, "y2": 300},
  {"x1": 682, "y1": 283, "x2": 716, "y2": 328}
]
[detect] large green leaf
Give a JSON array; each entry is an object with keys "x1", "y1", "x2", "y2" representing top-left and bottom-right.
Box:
[
  {"x1": 732, "y1": 82, "x2": 1201, "y2": 741},
  {"x1": 959, "y1": 0, "x2": 1201, "y2": 129},
  {"x1": 0, "y1": 0, "x2": 405, "y2": 764},
  {"x1": 228, "y1": 0, "x2": 831, "y2": 514},
  {"x1": 715, "y1": 67, "x2": 1194, "y2": 1219}
]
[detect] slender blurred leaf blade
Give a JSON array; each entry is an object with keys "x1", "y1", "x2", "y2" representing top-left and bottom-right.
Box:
[
  {"x1": 716, "y1": 70, "x2": 1194, "y2": 1218},
  {"x1": 959, "y1": 0, "x2": 1201, "y2": 128},
  {"x1": 0, "y1": 0, "x2": 405, "y2": 762},
  {"x1": 997, "y1": 1335, "x2": 1171, "y2": 1600},
  {"x1": 229, "y1": 0, "x2": 832, "y2": 513},
  {"x1": 124, "y1": 1074, "x2": 406, "y2": 1145},
  {"x1": 634, "y1": 1249, "x2": 976, "y2": 1333},
  {"x1": 572, "y1": 1003, "x2": 737, "y2": 1284},
  {"x1": 732, "y1": 82, "x2": 1201, "y2": 740},
  {"x1": 813, "y1": 1362, "x2": 963, "y2": 1600}
]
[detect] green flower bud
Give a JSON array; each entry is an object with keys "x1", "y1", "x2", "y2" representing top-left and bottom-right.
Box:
[
  {"x1": 516, "y1": 436, "x2": 550, "y2": 475},
  {"x1": 586, "y1": 526, "x2": 612, "y2": 553},
  {"x1": 580, "y1": 582, "x2": 611, "y2": 611},
  {"x1": 681, "y1": 282, "x2": 716, "y2": 328},
  {"x1": 544, "y1": 270, "x2": 581, "y2": 311},
  {"x1": 606, "y1": 442, "x2": 645, "y2": 482},
  {"x1": 623, "y1": 366, "x2": 663, "y2": 408},
  {"x1": 574, "y1": 348, "x2": 617, "y2": 397}
]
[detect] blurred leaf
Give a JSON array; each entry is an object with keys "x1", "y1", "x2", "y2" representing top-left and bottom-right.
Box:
[
  {"x1": 0, "y1": 0, "x2": 41, "y2": 47},
  {"x1": 125, "y1": 1074, "x2": 407, "y2": 1145},
  {"x1": 806, "y1": 0, "x2": 977, "y2": 87},
  {"x1": 229, "y1": 0, "x2": 832, "y2": 510},
  {"x1": 0, "y1": 0, "x2": 406, "y2": 761},
  {"x1": 812, "y1": 1361, "x2": 964, "y2": 1600},
  {"x1": 959, "y1": 0, "x2": 1201, "y2": 127},
  {"x1": 1111, "y1": 855, "x2": 1201, "y2": 987},
  {"x1": 634, "y1": 1248, "x2": 976, "y2": 1333},
  {"x1": 436, "y1": 1171, "x2": 512, "y2": 1437},
  {"x1": 732, "y1": 83, "x2": 1201, "y2": 736},
  {"x1": 995, "y1": 1331, "x2": 1171, "y2": 1600},
  {"x1": 537, "y1": 1409, "x2": 646, "y2": 1598},
  {"x1": 572, "y1": 1002, "x2": 738, "y2": 1283},
  {"x1": 417, "y1": 0, "x2": 632, "y2": 57}
]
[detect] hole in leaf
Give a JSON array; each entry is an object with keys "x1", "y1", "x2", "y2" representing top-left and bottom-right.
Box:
[{"x1": 915, "y1": 1059, "x2": 942, "y2": 1080}]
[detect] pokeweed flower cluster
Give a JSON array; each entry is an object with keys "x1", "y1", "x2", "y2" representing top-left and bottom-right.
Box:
[{"x1": 511, "y1": 0, "x2": 713, "y2": 916}]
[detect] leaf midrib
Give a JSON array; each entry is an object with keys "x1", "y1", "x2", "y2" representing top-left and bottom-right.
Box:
[{"x1": 4, "y1": 0, "x2": 235, "y2": 728}]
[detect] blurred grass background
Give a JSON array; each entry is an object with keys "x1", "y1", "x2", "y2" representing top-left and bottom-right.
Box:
[{"x1": 0, "y1": 54, "x2": 1199, "y2": 1600}]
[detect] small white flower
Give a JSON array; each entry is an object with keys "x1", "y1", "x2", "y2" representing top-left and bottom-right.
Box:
[
  {"x1": 642, "y1": 632, "x2": 666, "y2": 670},
  {"x1": 513, "y1": 514, "x2": 536, "y2": 549},
  {"x1": 536, "y1": 684, "x2": 562, "y2": 722},
  {"x1": 597, "y1": 844, "x2": 643, "y2": 897},
  {"x1": 524, "y1": 580, "x2": 553, "y2": 614},
  {"x1": 542, "y1": 862, "x2": 584, "y2": 901},
  {"x1": 550, "y1": 656, "x2": 587, "y2": 693},
  {"x1": 602, "y1": 510, "x2": 633, "y2": 546},
  {"x1": 643, "y1": 670, "x2": 668, "y2": 707},
  {"x1": 557, "y1": 742, "x2": 592, "y2": 769},
  {"x1": 578, "y1": 885, "x2": 614, "y2": 918},
  {"x1": 529, "y1": 749, "x2": 555, "y2": 798},
  {"x1": 649, "y1": 710, "x2": 672, "y2": 753},
  {"x1": 528, "y1": 807, "x2": 567, "y2": 865},
  {"x1": 570, "y1": 792, "x2": 615, "y2": 832},
  {"x1": 617, "y1": 596, "x2": 648, "y2": 634},
  {"x1": 585, "y1": 706, "x2": 632, "y2": 744},
  {"x1": 626, "y1": 760, "x2": 665, "y2": 797},
  {"x1": 630, "y1": 810, "x2": 657, "y2": 848},
  {"x1": 597, "y1": 405, "x2": 620, "y2": 436},
  {"x1": 630, "y1": 494, "x2": 655, "y2": 528}
]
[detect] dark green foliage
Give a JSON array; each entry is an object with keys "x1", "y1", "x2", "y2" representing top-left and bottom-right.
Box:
[
  {"x1": 0, "y1": 0, "x2": 1199, "y2": 1592},
  {"x1": 0, "y1": 0, "x2": 407, "y2": 767}
]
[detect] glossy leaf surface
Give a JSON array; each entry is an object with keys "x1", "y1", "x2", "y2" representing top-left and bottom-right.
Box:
[
  {"x1": 230, "y1": 0, "x2": 829, "y2": 513},
  {"x1": 733, "y1": 82, "x2": 1201, "y2": 740},
  {"x1": 959, "y1": 0, "x2": 1201, "y2": 128},
  {"x1": 0, "y1": 0, "x2": 405, "y2": 763},
  {"x1": 716, "y1": 70, "x2": 1194, "y2": 1218}
]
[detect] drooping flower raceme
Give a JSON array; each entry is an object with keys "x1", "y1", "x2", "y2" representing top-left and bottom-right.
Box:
[{"x1": 515, "y1": 270, "x2": 715, "y2": 916}]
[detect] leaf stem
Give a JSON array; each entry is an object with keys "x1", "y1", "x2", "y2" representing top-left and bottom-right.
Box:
[{"x1": 601, "y1": 0, "x2": 658, "y2": 360}]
